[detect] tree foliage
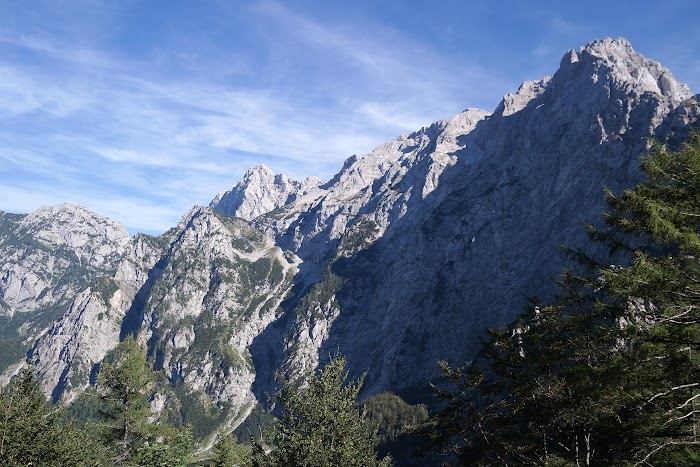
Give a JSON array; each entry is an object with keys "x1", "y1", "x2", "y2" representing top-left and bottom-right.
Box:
[
  {"x1": 423, "y1": 280, "x2": 631, "y2": 465},
  {"x1": 423, "y1": 134, "x2": 700, "y2": 465},
  {"x1": 254, "y1": 355, "x2": 392, "y2": 467},
  {"x1": 362, "y1": 392, "x2": 428, "y2": 445},
  {"x1": 361, "y1": 392, "x2": 429, "y2": 466},
  {"x1": 97, "y1": 335, "x2": 193, "y2": 466},
  {"x1": 212, "y1": 433, "x2": 249, "y2": 466},
  {"x1": 0, "y1": 340, "x2": 195, "y2": 466},
  {"x1": 600, "y1": 134, "x2": 700, "y2": 463},
  {"x1": 131, "y1": 425, "x2": 194, "y2": 467},
  {"x1": 0, "y1": 365, "x2": 96, "y2": 466}
]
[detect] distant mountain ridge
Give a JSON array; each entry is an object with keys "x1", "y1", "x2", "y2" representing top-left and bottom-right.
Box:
[
  {"x1": 0, "y1": 38, "x2": 698, "y2": 439},
  {"x1": 210, "y1": 164, "x2": 324, "y2": 221}
]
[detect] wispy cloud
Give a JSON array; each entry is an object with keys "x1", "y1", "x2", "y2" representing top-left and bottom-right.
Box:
[
  {"x1": 0, "y1": 66, "x2": 90, "y2": 117},
  {"x1": 17, "y1": 1, "x2": 688, "y2": 235},
  {"x1": 549, "y1": 17, "x2": 583, "y2": 36},
  {"x1": 1, "y1": 5, "x2": 499, "y2": 234},
  {"x1": 356, "y1": 102, "x2": 435, "y2": 132},
  {"x1": 253, "y1": 0, "x2": 503, "y2": 112},
  {"x1": 2, "y1": 33, "x2": 118, "y2": 70}
]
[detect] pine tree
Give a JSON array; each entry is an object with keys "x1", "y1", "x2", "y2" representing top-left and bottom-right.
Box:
[
  {"x1": 97, "y1": 335, "x2": 193, "y2": 466},
  {"x1": 598, "y1": 134, "x2": 700, "y2": 464},
  {"x1": 423, "y1": 279, "x2": 631, "y2": 465},
  {"x1": 423, "y1": 134, "x2": 700, "y2": 465},
  {"x1": 212, "y1": 433, "x2": 248, "y2": 466},
  {"x1": 0, "y1": 365, "x2": 96, "y2": 465},
  {"x1": 98, "y1": 336, "x2": 156, "y2": 464},
  {"x1": 132, "y1": 425, "x2": 194, "y2": 466},
  {"x1": 256, "y1": 355, "x2": 392, "y2": 467}
]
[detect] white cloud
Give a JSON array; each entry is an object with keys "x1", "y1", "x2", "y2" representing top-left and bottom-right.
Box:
[
  {"x1": 549, "y1": 17, "x2": 581, "y2": 36},
  {"x1": 0, "y1": 66, "x2": 92, "y2": 117},
  {"x1": 0, "y1": 1, "x2": 514, "y2": 233},
  {"x1": 12, "y1": 33, "x2": 118, "y2": 70},
  {"x1": 357, "y1": 102, "x2": 433, "y2": 132},
  {"x1": 254, "y1": 0, "x2": 504, "y2": 112}
]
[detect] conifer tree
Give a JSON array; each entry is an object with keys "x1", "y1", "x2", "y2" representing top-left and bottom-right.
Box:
[
  {"x1": 423, "y1": 279, "x2": 631, "y2": 465},
  {"x1": 599, "y1": 134, "x2": 700, "y2": 463},
  {"x1": 212, "y1": 433, "x2": 248, "y2": 466},
  {"x1": 0, "y1": 365, "x2": 96, "y2": 465},
  {"x1": 423, "y1": 134, "x2": 700, "y2": 465},
  {"x1": 97, "y1": 335, "x2": 193, "y2": 466},
  {"x1": 98, "y1": 336, "x2": 156, "y2": 464},
  {"x1": 254, "y1": 355, "x2": 392, "y2": 467}
]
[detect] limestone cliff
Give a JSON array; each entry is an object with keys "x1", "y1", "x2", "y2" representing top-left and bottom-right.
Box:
[{"x1": 1, "y1": 38, "x2": 698, "y2": 441}]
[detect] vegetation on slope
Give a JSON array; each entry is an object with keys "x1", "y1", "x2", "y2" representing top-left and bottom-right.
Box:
[
  {"x1": 423, "y1": 135, "x2": 700, "y2": 465},
  {"x1": 3, "y1": 136, "x2": 700, "y2": 465}
]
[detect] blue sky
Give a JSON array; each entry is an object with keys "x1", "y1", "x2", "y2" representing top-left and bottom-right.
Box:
[{"x1": 0, "y1": 0, "x2": 698, "y2": 235}]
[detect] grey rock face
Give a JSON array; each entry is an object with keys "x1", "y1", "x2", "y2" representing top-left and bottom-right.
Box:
[
  {"x1": 211, "y1": 165, "x2": 323, "y2": 221},
  {"x1": 251, "y1": 108, "x2": 490, "y2": 284},
  {"x1": 245, "y1": 37, "x2": 698, "y2": 395},
  {"x1": 0, "y1": 204, "x2": 129, "y2": 388},
  {"x1": 28, "y1": 232, "x2": 165, "y2": 402},
  {"x1": 137, "y1": 206, "x2": 297, "y2": 411},
  {"x1": 30, "y1": 285, "x2": 128, "y2": 401},
  {"x1": 0, "y1": 203, "x2": 129, "y2": 318},
  {"x1": 1, "y1": 37, "x2": 699, "y2": 439},
  {"x1": 28, "y1": 206, "x2": 298, "y2": 413},
  {"x1": 656, "y1": 94, "x2": 700, "y2": 142}
]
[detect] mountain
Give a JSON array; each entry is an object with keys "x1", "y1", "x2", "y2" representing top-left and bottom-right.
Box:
[
  {"x1": 1, "y1": 38, "x2": 698, "y2": 439},
  {"x1": 0, "y1": 203, "x2": 129, "y2": 381},
  {"x1": 211, "y1": 164, "x2": 323, "y2": 221},
  {"x1": 234, "y1": 37, "x2": 698, "y2": 395}
]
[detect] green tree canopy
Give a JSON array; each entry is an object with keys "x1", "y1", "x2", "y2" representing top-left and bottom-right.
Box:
[
  {"x1": 0, "y1": 365, "x2": 96, "y2": 466},
  {"x1": 423, "y1": 134, "x2": 700, "y2": 465},
  {"x1": 599, "y1": 134, "x2": 700, "y2": 463},
  {"x1": 253, "y1": 355, "x2": 392, "y2": 467},
  {"x1": 212, "y1": 432, "x2": 249, "y2": 466},
  {"x1": 97, "y1": 335, "x2": 193, "y2": 466}
]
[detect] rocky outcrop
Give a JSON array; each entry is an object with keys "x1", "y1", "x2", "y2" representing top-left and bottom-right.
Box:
[
  {"x1": 28, "y1": 232, "x2": 165, "y2": 402},
  {"x1": 211, "y1": 165, "x2": 323, "y2": 221},
  {"x1": 27, "y1": 206, "x2": 299, "y2": 412},
  {"x1": 249, "y1": 108, "x2": 490, "y2": 284},
  {"x1": 138, "y1": 207, "x2": 297, "y2": 408},
  {"x1": 243, "y1": 37, "x2": 698, "y2": 395},
  {"x1": 0, "y1": 203, "x2": 129, "y2": 318},
  {"x1": 0, "y1": 204, "x2": 129, "y2": 387},
  {"x1": 1, "y1": 37, "x2": 698, "y2": 441}
]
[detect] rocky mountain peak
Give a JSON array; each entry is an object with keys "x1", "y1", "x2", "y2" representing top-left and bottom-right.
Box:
[
  {"x1": 0, "y1": 203, "x2": 129, "y2": 324},
  {"x1": 175, "y1": 205, "x2": 242, "y2": 249},
  {"x1": 210, "y1": 165, "x2": 323, "y2": 221},
  {"x1": 244, "y1": 163, "x2": 275, "y2": 179},
  {"x1": 573, "y1": 37, "x2": 691, "y2": 103},
  {"x1": 494, "y1": 38, "x2": 692, "y2": 125},
  {"x1": 13, "y1": 203, "x2": 130, "y2": 273},
  {"x1": 22, "y1": 202, "x2": 129, "y2": 249},
  {"x1": 262, "y1": 37, "x2": 699, "y2": 398}
]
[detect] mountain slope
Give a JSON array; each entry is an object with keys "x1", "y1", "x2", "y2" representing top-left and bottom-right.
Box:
[
  {"x1": 28, "y1": 206, "x2": 298, "y2": 413},
  {"x1": 220, "y1": 38, "x2": 698, "y2": 395},
  {"x1": 0, "y1": 204, "x2": 129, "y2": 377},
  {"x1": 0, "y1": 38, "x2": 698, "y2": 441}
]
